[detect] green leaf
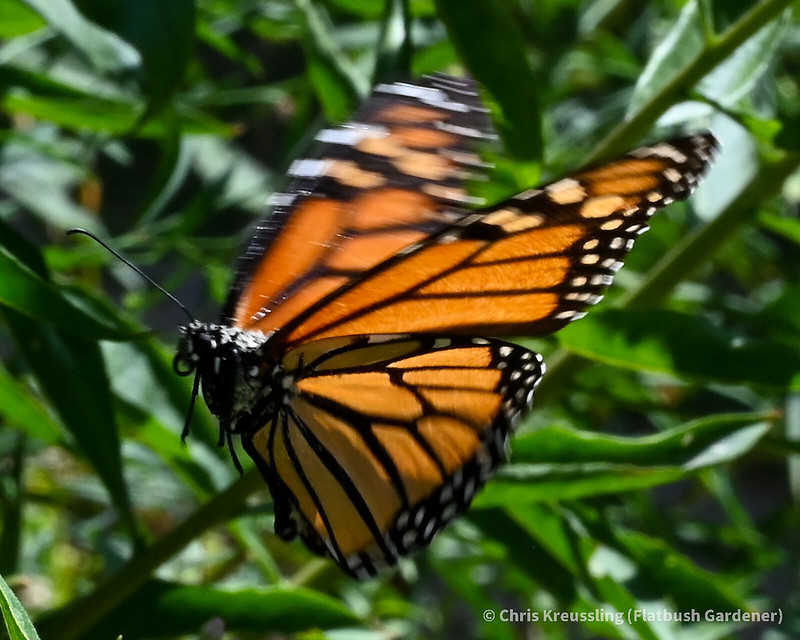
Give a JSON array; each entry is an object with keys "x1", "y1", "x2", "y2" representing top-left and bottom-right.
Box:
[
  {"x1": 0, "y1": 0, "x2": 45, "y2": 37},
  {"x1": 1, "y1": 309, "x2": 141, "y2": 543},
  {"x1": 772, "y1": 114, "x2": 800, "y2": 152},
  {"x1": 102, "y1": 340, "x2": 224, "y2": 495},
  {"x1": 474, "y1": 505, "x2": 660, "y2": 640},
  {"x1": 475, "y1": 413, "x2": 771, "y2": 505},
  {"x1": 613, "y1": 530, "x2": 750, "y2": 614},
  {"x1": 708, "y1": 0, "x2": 761, "y2": 32},
  {"x1": 0, "y1": 126, "x2": 105, "y2": 232},
  {"x1": 73, "y1": 0, "x2": 196, "y2": 114},
  {"x1": 20, "y1": 0, "x2": 141, "y2": 74},
  {"x1": 0, "y1": 222, "x2": 135, "y2": 344},
  {"x1": 0, "y1": 573, "x2": 41, "y2": 640},
  {"x1": 698, "y1": 11, "x2": 786, "y2": 107},
  {"x1": 466, "y1": 507, "x2": 578, "y2": 600},
  {"x1": 627, "y1": 1, "x2": 705, "y2": 116},
  {"x1": 79, "y1": 580, "x2": 360, "y2": 639},
  {"x1": 557, "y1": 309, "x2": 800, "y2": 389},
  {"x1": 1, "y1": 84, "x2": 232, "y2": 137},
  {"x1": 296, "y1": 0, "x2": 366, "y2": 121},
  {"x1": 0, "y1": 219, "x2": 48, "y2": 278},
  {"x1": 759, "y1": 211, "x2": 800, "y2": 245},
  {"x1": 373, "y1": 0, "x2": 412, "y2": 82},
  {"x1": 0, "y1": 244, "x2": 135, "y2": 341},
  {"x1": 434, "y1": 0, "x2": 542, "y2": 175},
  {"x1": 0, "y1": 428, "x2": 23, "y2": 574},
  {"x1": 485, "y1": 503, "x2": 749, "y2": 635},
  {"x1": 325, "y1": 0, "x2": 435, "y2": 19},
  {"x1": 0, "y1": 364, "x2": 63, "y2": 445},
  {"x1": 513, "y1": 413, "x2": 772, "y2": 467}
]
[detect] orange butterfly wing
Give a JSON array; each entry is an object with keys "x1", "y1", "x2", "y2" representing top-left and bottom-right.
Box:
[
  {"x1": 232, "y1": 132, "x2": 717, "y2": 349},
  {"x1": 224, "y1": 75, "x2": 497, "y2": 334},
  {"x1": 241, "y1": 334, "x2": 543, "y2": 577}
]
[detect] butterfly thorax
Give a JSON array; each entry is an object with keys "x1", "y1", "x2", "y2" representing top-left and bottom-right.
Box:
[{"x1": 174, "y1": 321, "x2": 286, "y2": 433}]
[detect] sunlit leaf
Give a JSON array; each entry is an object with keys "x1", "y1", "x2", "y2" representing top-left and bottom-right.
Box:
[
  {"x1": 0, "y1": 364, "x2": 63, "y2": 445},
  {"x1": 0, "y1": 573, "x2": 41, "y2": 640},
  {"x1": 475, "y1": 414, "x2": 771, "y2": 506},
  {"x1": 0, "y1": 226, "x2": 135, "y2": 340},
  {"x1": 295, "y1": 0, "x2": 366, "y2": 120},
  {"x1": 0, "y1": 0, "x2": 44, "y2": 37},
  {"x1": 627, "y1": 1, "x2": 705, "y2": 116}
]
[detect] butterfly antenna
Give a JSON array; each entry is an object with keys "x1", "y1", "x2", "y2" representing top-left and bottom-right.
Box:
[{"x1": 67, "y1": 228, "x2": 195, "y2": 323}]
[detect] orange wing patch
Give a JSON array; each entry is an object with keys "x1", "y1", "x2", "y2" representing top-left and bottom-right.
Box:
[
  {"x1": 225, "y1": 75, "x2": 497, "y2": 333},
  {"x1": 242, "y1": 335, "x2": 543, "y2": 577},
  {"x1": 254, "y1": 133, "x2": 719, "y2": 347},
  {"x1": 375, "y1": 103, "x2": 445, "y2": 123}
]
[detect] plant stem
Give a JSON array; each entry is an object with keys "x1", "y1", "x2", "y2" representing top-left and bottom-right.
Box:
[
  {"x1": 38, "y1": 469, "x2": 264, "y2": 640},
  {"x1": 585, "y1": 0, "x2": 794, "y2": 163}
]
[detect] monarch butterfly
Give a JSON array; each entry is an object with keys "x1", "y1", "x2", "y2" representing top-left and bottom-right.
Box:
[{"x1": 165, "y1": 74, "x2": 717, "y2": 578}]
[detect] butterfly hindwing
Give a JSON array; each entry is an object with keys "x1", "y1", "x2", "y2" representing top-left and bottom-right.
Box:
[{"x1": 240, "y1": 334, "x2": 543, "y2": 578}]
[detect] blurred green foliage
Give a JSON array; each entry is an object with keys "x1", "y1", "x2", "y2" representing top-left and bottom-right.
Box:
[{"x1": 1, "y1": 0, "x2": 799, "y2": 639}]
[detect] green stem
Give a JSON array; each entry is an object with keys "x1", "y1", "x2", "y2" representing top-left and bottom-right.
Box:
[
  {"x1": 585, "y1": 0, "x2": 794, "y2": 163},
  {"x1": 38, "y1": 469, "x2": 264, "y2": 640},
  {"x1": 620, "y1": 152, "x2": 798, "y2": 309}
]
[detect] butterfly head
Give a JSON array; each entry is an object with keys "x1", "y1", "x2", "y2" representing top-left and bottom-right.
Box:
[{"x1": 174, "y1": 321, "x2": 280, "y2": 434}]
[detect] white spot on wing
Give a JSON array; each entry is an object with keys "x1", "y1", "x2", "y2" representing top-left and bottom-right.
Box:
[
  {"x1": 268, "y1": 192, "x2": 296, "y2": 207},
  {"x1": 631, "y1": 143, "x2": 688, "y2": 164},
  {"x1": 609, "y1": 237, "x2": 625, "y2": 250},
  {"x1": 435, "y1": 121, "x2": 498, "y2": 140},
  {"x1": 288, "y1": 158, "x2": 332, "y2": 178},
  {"x1": 375, "y1": 82, "x2": 470, "y2": 113},
  {"x1": 315, "y1": 124, "x2": 389, "y2": 145}
]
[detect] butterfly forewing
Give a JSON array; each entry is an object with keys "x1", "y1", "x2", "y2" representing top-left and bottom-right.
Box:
[
  {"x1": 241, "y1": 335, "x2": 543, "y2": 578},
  {"x1": 266, "y1": 134, "x2": 718, "y2": 346},
  {"x1": 225, "y1": 75, "x2": 498, "y2": 334}
]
